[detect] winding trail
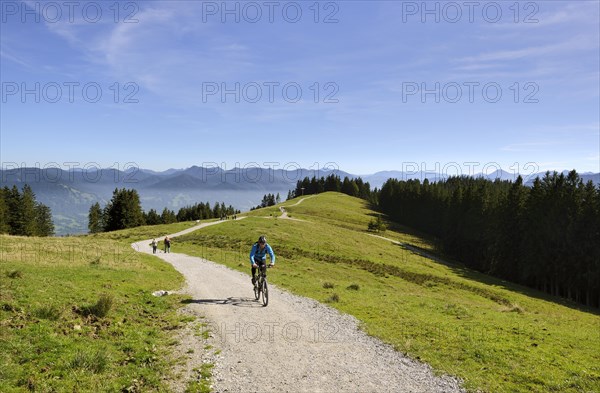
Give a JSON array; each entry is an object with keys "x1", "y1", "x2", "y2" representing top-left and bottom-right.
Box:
[
  {"x1": 278, "y1": 195, "x2": 314, "y2": 221},
  {"x1": 132, "y1": 214, "x2": 464, "y2": 392},
  {"x1": 278, "y1": 206, "x2": 306, "y2": 221}
]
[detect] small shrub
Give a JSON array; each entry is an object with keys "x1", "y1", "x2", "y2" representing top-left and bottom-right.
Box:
[
  {"x1": 82, "y1": 294, "x2": 114, "y2": 318},
  {"x1": 322, "y1": 282, "x2": 335, "y2": 289},
  {"x1": 326, "y1": 293, "x2": 340, "y2": 303},
  {"x1": 6, "y1": 270, "x2": 22, "y2": 279},
  {"x1": 346, "y1": 284, "x2": 360, "y2": 291},
  {"x1": 367, "y1": 216, "x2": 386, "y2": 233},
  {"x1": 95, "y1": 294, "x2": 113, "y2": 317},
  {"x1": 90, "y1": 257, "x2": 101, "y2": 266},
  {"x1": 69, "y1": 349, "x2": 109, "y2": 373},
  {"x1": 33, "y1": 305, "x2": 61, "y2": 321}
]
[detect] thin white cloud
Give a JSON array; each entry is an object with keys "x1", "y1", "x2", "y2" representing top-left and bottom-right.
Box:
[
  {"x1": 457, "y1": 35, "x2": 597, "y2": 64},
  {"x1": 32, "y1": 2, "x2": 259, "y2": 101},
  {"x1": 537, "y1": 1, "x2": 599, "y2": 27},
  {"x1": 0, "y1": 49, "x2": 33, "y2": 69},
  {"x1": 447, "y1": 1, "x2": 599, "y2": 82}
]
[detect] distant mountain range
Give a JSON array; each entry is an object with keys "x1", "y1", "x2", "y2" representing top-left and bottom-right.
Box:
[
  {"x1": 0, "y1": 166, "x2": 345, "y2": 235},
  {"x1": 1, "y1": 166, "x2": 598, "y2": 235}
]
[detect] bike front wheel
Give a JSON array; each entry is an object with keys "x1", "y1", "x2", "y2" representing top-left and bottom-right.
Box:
[
  {"x1": 261, "y1": 279, "x2": 269, "y2": 307},
  {"x1": 254, "y1": 279, "x2": 260, "y2": 300}
]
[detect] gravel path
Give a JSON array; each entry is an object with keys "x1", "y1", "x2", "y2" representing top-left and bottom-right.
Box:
[{"x1": 133, "y1": 220, "x2": 465, "y2": 393}]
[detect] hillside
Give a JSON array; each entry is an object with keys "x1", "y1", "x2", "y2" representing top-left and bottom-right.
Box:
[
  {"x1": 0, "y1": 235, "x2": 187, "y2": 392},
  {"x1": 172, "y1": 192, "x2": 600, "y2": 393},
  {"x1": 2, "y1": 192, "x2": 598, "y2": 392}
]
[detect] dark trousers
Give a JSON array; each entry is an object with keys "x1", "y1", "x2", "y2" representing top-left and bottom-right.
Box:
[{"x1": 252, "y1": 258, "x2": 266, "y2": 278}]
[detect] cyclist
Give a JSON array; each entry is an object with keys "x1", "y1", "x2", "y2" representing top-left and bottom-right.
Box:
[{"x1": 250, "y1": 235, "x2": 275, "y2": 286}]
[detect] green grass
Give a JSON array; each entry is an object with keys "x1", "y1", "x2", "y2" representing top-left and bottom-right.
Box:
[
  {"x1": 90, "y1": 220, "x2": 202, "y2": 243},
  {"x1": 171, "y1": 192, "x2": 600, "y2": 393},
  {"x1": 4, "y1": 193, "x2": 597, "y2": 392},
  {"x1": 0, "y1": 234, "x2": 187, "y2": 392}
]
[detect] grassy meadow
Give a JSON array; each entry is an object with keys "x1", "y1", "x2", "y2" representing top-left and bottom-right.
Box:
[
  {"x1": 0, "y1": 235, "x2": 188, "y2": 392},
  {"x1": 1, "y1": 192, "x2": 598, "y2": 392},
  {"x1": 172, "y1": 192, "x2": 600, "y2": 393}
]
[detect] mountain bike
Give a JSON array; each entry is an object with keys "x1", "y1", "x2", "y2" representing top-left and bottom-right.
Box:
[{"x1": 253, "y1": 264, "x2": 271, "y2": 307}]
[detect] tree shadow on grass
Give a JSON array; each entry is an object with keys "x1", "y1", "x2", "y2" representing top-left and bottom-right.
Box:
[{"x1": 391, "y1": 242, "x2": 600, "y2": 316}]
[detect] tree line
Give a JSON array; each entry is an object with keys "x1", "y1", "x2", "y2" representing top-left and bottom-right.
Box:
[
  {"x1": 377, "y1": 171, "x2": 600, "y2": 308},
  {"x1": 88, "y1": 188, "x2": 239, "y2": 233},
  {"x1": 289, "y1": 174, "x2": 375, "y2": 202},
  {"x1": 250, "y1": 193, "x2": 281, "y2": 210},
  {"x1": 0, "y1": 185, "x2": 54, "y2": 237}
]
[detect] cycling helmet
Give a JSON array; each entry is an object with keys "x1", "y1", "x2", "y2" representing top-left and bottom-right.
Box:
[{"x1": 258, "y1": 236, "x2": 267, "y2": 244}]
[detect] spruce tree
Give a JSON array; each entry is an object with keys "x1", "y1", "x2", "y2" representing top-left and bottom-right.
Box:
[
  {"x1": 35, "y1": 204, "x2": 55, "y2": 236},
  {"x1": 19, "y1": 185, "x2": 38, "y2": 236},
  {"x1": 0, "y1": 187, "x2": 9, "y2": 234},
  {"x1": 88, "y1": 202, "x2": 104, "y2": 233},
  {"x1": 145, "y1": 208, "x2": 161, "y2": 225},
  {"x1": 5, "y1": 185, "x2": 21, "y2": 234},
  {"x1": 103, "y1": 188, "x2": 145, "y2": 231},
  {"x1": 161, "y1": 208, "x2": 177, "y2": 224}
]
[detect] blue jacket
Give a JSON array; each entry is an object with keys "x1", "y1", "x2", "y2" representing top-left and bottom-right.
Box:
[{"x1": 249, "y1": 243, "x2": 275, "y2": 265}]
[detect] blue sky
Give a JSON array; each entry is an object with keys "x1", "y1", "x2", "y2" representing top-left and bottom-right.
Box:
[{"x1": 1, "y1": 0, "x2": 599, "y2": 176}]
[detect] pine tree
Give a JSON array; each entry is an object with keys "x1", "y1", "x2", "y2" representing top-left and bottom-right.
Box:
[
  {"x1": 5, "y1": 185, "x2": 21, "y2": 234},
  {"x1": 1, "y1": 185, "x2": 53, "y2": 237},
  {"x1": 0, "y1": 187, "x2": 9, "y2": 234},
  {"x1": 161, "y1": 208, "x2": 177, "y2": 224},
  {"x1": 19, "y1": 185, "x2": 38, "y2": 236},
  {"x1": 35, "y1": 204, "x2": 54, "y2": 236},
  {"x1": 324, "y1": 174, "x2": 341, "y2": 192},
  {"x1": 146, "y1": 208, "x2": 162, "y2": 225},
  {"x1": 573, "y1": 181, "x2": 599, "y2": 305},
  {"x1": 489, "y1": 176, "x2": 527, "y2": 281},
  {"x1": 88, "y1": 202, "x2": 104, "y2": 233},
  {"x1": 103, "y1": 188, "x2": 145, "y2": 231},
  {"x1": 341, "y1": 177, "x2": 359, "y2": 197}
]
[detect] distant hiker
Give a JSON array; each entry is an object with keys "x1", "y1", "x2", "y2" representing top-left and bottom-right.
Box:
[
  {"x1": 164, "y1": 236, "x2": 171, "y2": 253},
  {"x1": 250, "y1": 235, "x2": 275, "y2": 286},
  {"x1": 150, "y1": 238, "x2": 158, "y2": 254}
]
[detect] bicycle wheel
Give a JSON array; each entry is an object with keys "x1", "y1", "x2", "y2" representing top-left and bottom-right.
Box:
[
  {"x1": 261, "y1": 279, "x2": 269, "y2": 307},
  {"x1": 254, "y1": 277, "x2": 260, "y2": 300}
]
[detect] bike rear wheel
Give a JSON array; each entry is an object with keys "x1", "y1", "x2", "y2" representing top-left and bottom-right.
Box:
[{"x1": 261, "y1": 279, "x2": 269, "y2": 307}]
